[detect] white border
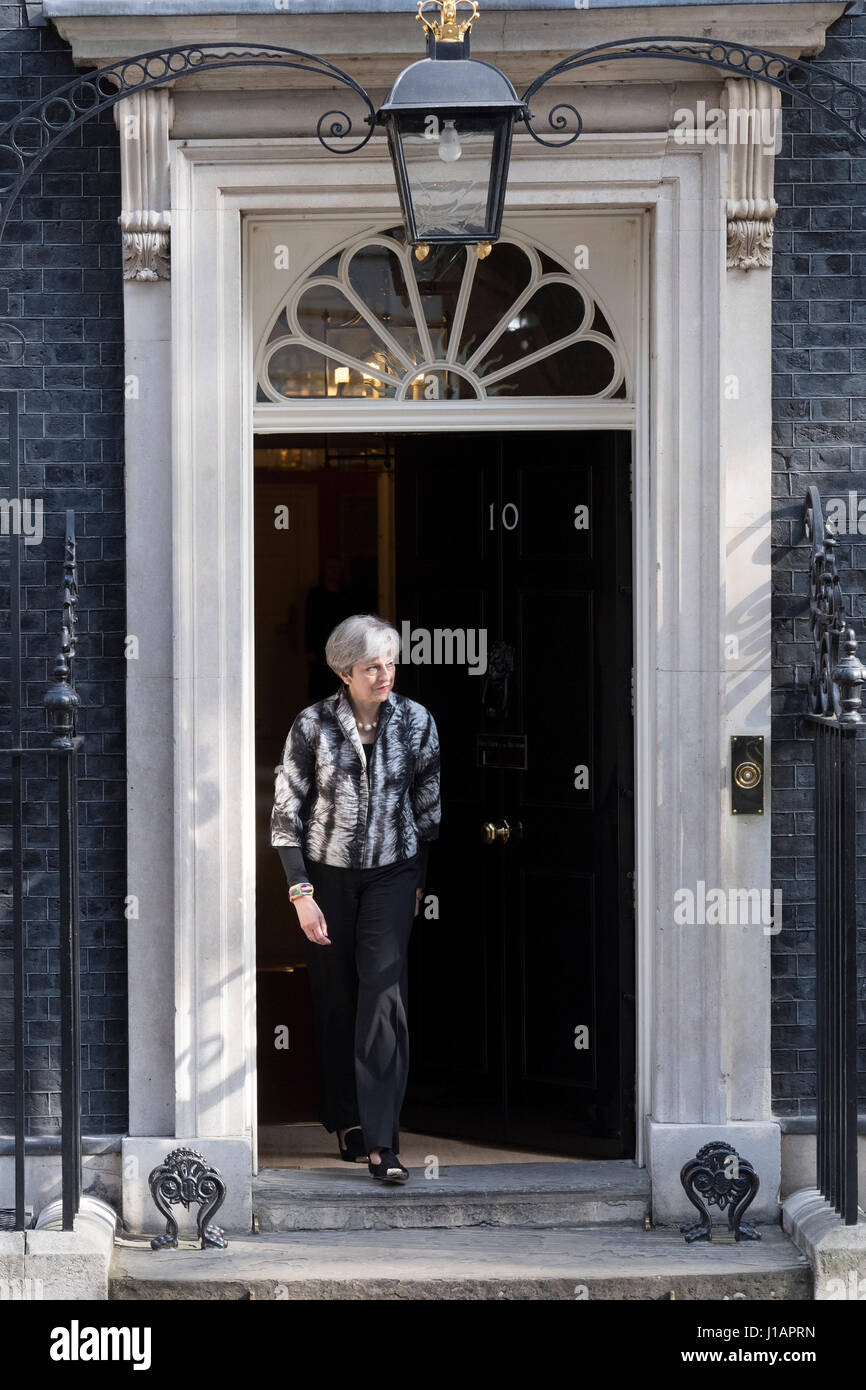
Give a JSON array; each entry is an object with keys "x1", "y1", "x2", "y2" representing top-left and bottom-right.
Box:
[
  {"x1": 163, "y1": 132, "x2": 772, "y2": 1181},
  {"x1": 171, "y1": 135, "x2": 662, "y2": 1170}
]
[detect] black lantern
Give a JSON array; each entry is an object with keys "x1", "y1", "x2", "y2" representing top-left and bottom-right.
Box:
[{"x1": 376, "y1": 0, "x2": 527, "y2": 257}]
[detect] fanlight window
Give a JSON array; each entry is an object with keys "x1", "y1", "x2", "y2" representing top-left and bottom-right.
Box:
[{"x1": 256, "y1": 228, "x2": 628, "y2": 403}]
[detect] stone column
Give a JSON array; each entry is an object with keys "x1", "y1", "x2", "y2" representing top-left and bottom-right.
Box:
[
  {"x1": 647, "y1": 96, "x2": 781, "y2": 1223},
  {"x1": 116, "y1": 87, "x2": 177, "y2": 1152},
  {"x1": 117, "y1": 89, "x2": 255, "y2": 1239}
]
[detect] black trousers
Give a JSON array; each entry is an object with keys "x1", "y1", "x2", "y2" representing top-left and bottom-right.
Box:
[{"x1": 302, "y1": 850, "x2": 421, "y2": 1153}]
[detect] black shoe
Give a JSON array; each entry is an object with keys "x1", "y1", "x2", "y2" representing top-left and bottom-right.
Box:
[
  {"x1": 368, "y1": 1148, "x2": 409, "y2": 1183},
  {"x1": 337, "y1": 1126, "x2": 367, "y2": 1162}
]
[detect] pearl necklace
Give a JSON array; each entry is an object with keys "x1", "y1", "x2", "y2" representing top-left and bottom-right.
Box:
[{"x1": 342, "y1": 682, "x2": 380, "y2": 732}]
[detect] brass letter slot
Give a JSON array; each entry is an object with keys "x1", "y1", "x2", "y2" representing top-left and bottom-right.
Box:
[{"x1": 731, "y1": 735, "x2": 764, "y2": 815}]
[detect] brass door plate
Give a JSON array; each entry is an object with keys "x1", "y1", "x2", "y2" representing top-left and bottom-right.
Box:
[{"x1": 731, "y1": 735, "x2": 764, "y2": 815}]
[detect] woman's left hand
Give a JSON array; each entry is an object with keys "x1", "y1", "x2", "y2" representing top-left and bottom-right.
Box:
[{"x1": 414, "y1": 887, "x2": 423, "y2": 918}]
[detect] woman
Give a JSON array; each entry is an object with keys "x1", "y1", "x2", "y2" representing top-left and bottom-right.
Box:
[{"x1": 271, "y1": 613, "x2": 440, "y2": 1183}]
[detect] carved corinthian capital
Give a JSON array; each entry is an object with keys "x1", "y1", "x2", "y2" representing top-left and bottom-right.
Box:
[
  {"x1": 724, "y1": 77, "x2": 781, "y2": 271},
  {"x1": 114, "y1": 89, "x2": 175, "y2": 281}
]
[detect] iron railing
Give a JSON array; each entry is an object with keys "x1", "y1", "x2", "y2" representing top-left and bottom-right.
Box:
[
  {"x1": 44, "y1": 511, "x2": 83, "y2": 1231},
  {"x1": 802, "y1": 485, "x2": 864, "y2": 1225},
  {"x1": 2, "y1": 385, "x2": 82, "y2": 1230}
]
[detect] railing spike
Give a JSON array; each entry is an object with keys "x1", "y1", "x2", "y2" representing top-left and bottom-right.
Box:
[
  {"x1": 43, "y1": 510, "x2": 80, "y2": 750},
  {"x1": 804, "y1": 484, "x2": 864, "y2": 723}
]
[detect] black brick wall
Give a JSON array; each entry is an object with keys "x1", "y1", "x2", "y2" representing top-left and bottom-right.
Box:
[
  {"x1": 772, "y1": 2, "x2": 866, "y2": 1115},
  {"x1": 0, "y1": 2, "x2": 127, "y2": 1136},
  {"x1": 0, "y1": 0, "x2": 864, "y2": 1138}
]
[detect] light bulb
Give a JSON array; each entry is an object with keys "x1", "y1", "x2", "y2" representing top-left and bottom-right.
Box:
[{"x1": 437, "y1": 120, "x2": 462, "y2": 163}]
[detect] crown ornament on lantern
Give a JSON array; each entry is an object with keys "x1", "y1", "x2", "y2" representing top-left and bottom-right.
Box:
[{"x1": 416, "y1": 0, "x2": 479, "y2": 43}]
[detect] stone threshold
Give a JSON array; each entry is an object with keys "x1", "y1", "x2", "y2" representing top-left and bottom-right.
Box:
[
  {"x1": 253, "y1": 1159, "x2": 651, "y2": 1232},
  {"x1": 109, "y1": 1225, "x2": 812, "y2": 1301}
]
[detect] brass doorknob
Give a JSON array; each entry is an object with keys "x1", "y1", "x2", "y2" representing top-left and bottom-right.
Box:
[{"x1": 481, "y1": 819, "x2": 512, "y2": 844}]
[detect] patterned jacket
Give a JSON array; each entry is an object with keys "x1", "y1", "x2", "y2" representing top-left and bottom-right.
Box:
[{"x1": 271, "y1": 684, "x2": 440, "y2": 885}]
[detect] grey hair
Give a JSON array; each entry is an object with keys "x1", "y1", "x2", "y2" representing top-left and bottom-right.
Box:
[{"x1": 325, "y1": 614, "x2": 401, "y2": 676}]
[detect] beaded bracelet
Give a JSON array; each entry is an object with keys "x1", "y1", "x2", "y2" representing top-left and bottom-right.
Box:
[{"x1": 288, "y1": 881, "x2": 315, "y2": 901}]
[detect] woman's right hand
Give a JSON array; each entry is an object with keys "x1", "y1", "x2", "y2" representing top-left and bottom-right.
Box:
[{"x1": 294, "y1": 895, "x2": 331, "y2": 945}]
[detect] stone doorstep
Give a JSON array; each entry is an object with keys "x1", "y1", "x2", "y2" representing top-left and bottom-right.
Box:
[
  {"x1": 253, "y1": 1160, "x2": 652, "y2": 1232},
  {"x1": 108, "y1": 1225, "x2": 812, "y2": 1301}
]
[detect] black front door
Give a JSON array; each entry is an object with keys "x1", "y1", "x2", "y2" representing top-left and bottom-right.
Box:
[{"x1": 395, "y1": 431, "x2": 635, "y2": 1157}]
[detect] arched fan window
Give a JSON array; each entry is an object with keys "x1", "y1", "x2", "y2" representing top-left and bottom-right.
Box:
[{"x1": 255, "y1": 227, "x2": 629, "y2": 403}]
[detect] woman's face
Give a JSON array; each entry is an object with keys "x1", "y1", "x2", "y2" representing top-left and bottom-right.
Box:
[{"x1": 344, "y1": 647, "x2": 395, "y2": 705}]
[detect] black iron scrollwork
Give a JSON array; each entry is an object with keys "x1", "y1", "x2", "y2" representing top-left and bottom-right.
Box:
[
  {"x1": 148, "y1": 1146, "x2": 228, "y2": 1251},
  {"x1": 1, "y1": 32, "x2": 866, "y2": 243},
  {"x1": 43, "y1": 511, "x2": 80, "y2": 751},
  {"x1": 521, "y1": 101, "x2": 583, "y2": 150},
  {"x1": 680, "y1": 1141, "x2": 761, "y2": 1243},
  {"x1": 520, "y1": 36, "x2": 866, "y2": 152},
  {"x1": 804, "y1": 485, "x2": 865, "y2": 724},
  {"x1": 0, "y1": 43, "x2": 377, "y2": 238}
]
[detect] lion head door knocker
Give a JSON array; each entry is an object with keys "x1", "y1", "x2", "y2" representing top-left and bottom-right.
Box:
[
  {"x1": 481, "y1": 639, "x2": 515, "y2": 720},
  {"x1": 679, "y1": 1141, "x2": 760, "y2": 1243},
  {"x1": 148, "y1": 1146, "x2": 228, "y2": 1251}
]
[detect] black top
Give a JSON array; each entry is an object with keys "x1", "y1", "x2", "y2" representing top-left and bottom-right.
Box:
[{"x1": 279, "y1": 839, "x2": 430, "y2": 893}]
